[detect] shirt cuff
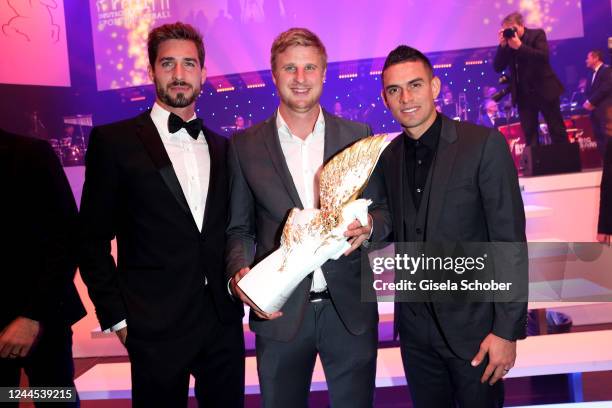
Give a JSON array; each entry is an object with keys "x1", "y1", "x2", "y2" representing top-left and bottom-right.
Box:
[
  {"x1": 228, "y1": 277, "x2": 237, "y2": 299},
  {"x1": 103, "y1": 319, "x2": 127, "y2": 333}
]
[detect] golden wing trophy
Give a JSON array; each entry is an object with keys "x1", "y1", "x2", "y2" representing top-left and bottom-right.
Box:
[{"x1": 238, "y1": 134, "x2": 390, "y2": 313}]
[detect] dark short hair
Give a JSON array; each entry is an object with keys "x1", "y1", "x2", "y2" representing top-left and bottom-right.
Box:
[
  {"x1": 502, "y1": 12, "x2": 524, "y2": 26},
  {"x1": 270, "y1": 27, "x2": 327, "y2": 71},
  {"x1": 589, "y1": 49, "x2": 605, "y2": 63},
  {"x1": 147, "y1": 22, "x2": 205, "y2": 69},
  {"x1": 382, "y1": 45, "x2": 434, "y2": 80}
]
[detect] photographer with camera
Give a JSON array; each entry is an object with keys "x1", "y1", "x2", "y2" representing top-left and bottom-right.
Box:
[{"x1": 494, "y1": 12, "x2": 568, "y2": 146}]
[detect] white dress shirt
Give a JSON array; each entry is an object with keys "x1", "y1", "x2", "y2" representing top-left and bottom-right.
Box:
[
  {"x1": 150, "y1": 103, "x2": 210, "y2": 231},
  {"x1": 106, "y1": 103, "x2": 210, "y2": 333},
  {"x1": 276, "y1": 107, "x2": 328, "y2": 292},
  {"x1": 591, "y1": 62, "x2": 603, "y2": 85}
]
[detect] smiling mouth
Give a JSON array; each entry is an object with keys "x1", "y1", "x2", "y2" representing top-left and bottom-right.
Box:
[
  {"x1": 291, "y1": 88, "x2": 310, "y2": 94},
  {"x1": 401, "y1": 107, "x2": 419, "y2": 113}
]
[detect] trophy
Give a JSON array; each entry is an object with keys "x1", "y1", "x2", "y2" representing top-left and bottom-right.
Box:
[{"x1": 237, "y1": 134, "x2": 391, "y2": 313}]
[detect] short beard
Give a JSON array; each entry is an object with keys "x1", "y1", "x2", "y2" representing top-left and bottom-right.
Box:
[{"x1": 156, "y1": 80, "x2": 199, "y2": 108}]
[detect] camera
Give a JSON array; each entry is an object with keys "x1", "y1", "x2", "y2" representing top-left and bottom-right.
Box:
[
  {"x1": 503, "y1": 27, "x2": 517, "y2": 39},
  {"x1": 491, "y1": 74, "x2": 511, "y2": 102}
]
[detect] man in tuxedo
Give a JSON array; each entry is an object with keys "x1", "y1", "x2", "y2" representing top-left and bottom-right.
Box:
[
  {"x1": 494, "y1": 12, "x2": 568, "y2": 146},
  {"x1": 0, "y1": 129, "x2": 86, "y2": 407},
  {"x1": 226, "y1": 28, "x2": 389, "y2": 407},
  {"x1": 583, "y1": 49, "x2": 612, "y2": 158},
  {"x1": 379, "y1": 45, "x2": 527, "y2": 407},
  {"x1": 78, "y1": 22, "x2": 244, "y2": 407}
]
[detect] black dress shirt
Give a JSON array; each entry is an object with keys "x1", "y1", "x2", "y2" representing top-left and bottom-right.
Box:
[{"x1": 404, "y1": 114, "x2": 442, "y2": 210}]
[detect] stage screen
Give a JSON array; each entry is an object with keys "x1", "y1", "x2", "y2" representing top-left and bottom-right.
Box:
[
  {"x1": 0, "y1": 0, "x2": 71, "y2": 87},
  {"x1": 90, "y1": 0, "x2": 584, "y2": 91}
]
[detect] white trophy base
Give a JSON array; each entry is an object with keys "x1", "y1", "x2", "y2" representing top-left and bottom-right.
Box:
[{"x1": 237, "y1": 199, "x2": 370, "y2": 313}]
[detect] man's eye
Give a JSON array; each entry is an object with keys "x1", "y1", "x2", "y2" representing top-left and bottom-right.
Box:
[
  {"x1": 387, "y1": 88, "x2": 398, "y2": 95},
  {"x1": 411, "y1": 83, "x2": 422, "y2": 89}
]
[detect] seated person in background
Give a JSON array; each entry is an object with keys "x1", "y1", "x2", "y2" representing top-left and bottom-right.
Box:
[
  {"x1": 440, "y1": 89, "x2": 460, "y2": 118},
  {"x1": 477, "y1": 99, "x2": 503, "y2": 128},
  {"x1": 572, "y1": 78, "x2": 588, "y2": 110}
]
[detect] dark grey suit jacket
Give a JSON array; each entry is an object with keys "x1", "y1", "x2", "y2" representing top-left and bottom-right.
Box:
[
  {"x1": 381, "y1": 115, "x2": 528, "y2": 360},
  {"x1": 587, "y1": 64, "x2": 612, "y2": 117},
  {"x1": 226, "y1": 110, "x2": 390, "y2": 341}
]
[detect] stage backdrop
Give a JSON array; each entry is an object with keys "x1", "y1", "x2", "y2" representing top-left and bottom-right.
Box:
[
  {"x1": 0, "y1": 0, "x2": 71, "y2": 86},
  {"x1": 89, "y1": 0, "x2": 584, "y2": 91}
]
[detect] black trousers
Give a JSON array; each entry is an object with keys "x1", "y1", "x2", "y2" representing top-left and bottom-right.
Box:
[
  {"x1": 398, "y1": 303, "x2": 504, "y2": 408},
  {"x1": 256, "y1": 298, "x2": 378, "y2": 408},
  {"x1": 0, "y1": 324, "x2": 78, "y2": 408},
  {"x1": 517, "y1": 94, "x2": 568, "y2": 146},
  {"x1": 126, "y1": 290, "x2": 245, "y2": 408}
]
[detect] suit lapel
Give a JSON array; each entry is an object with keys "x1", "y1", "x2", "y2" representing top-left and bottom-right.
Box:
[
  {"x1": 200, "y1": 127, "x2": 217, "y2": 235},
  {"x1": 322, "y1": 110, "x2": 342, "y2": 162},
  {"x1": 427, "y1": 116, "x2": 459, "y2": 237},
  {"x1": 262, "y1": 115, "x2": 304, "y2": 208},
  {"x1": 135, "y1": 112, "x2": 193, "y2": 221},
  {"x1": 384, "y1": 135, "x2": 407, "y2": 242}
]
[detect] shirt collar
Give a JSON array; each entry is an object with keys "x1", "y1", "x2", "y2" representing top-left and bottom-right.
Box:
[
  {"x1": 150, "y1": 102, "x2": 198, "y2": 139},
  {"x1": 594, "y1": 62, "x2": 604, "y2": 73},
  {"x1": 276, "y1": 106, "x2": 325, "y2": 140},
  {"x1": 404, "y1": 113, "x2": 442, "y2": 150}
]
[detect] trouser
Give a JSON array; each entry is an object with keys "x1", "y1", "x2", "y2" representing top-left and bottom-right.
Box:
[{"x1": 256, "y1": 298, "x2": 378, "y2": 408}]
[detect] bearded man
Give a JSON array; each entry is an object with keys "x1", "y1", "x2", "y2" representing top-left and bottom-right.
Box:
[{"x1": 78, "y1": 22, "x2": 245, "y2": 407}]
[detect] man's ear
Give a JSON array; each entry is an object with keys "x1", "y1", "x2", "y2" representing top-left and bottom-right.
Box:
[
  {"x1": 431, "y1": 76, "x2": 441, "y2": 100},
  {"x1": 381, "y1": 89, "x2": 389, "y2": 109}
]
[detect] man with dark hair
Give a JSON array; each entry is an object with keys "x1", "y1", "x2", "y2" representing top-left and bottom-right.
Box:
[
  {"x1": 494, "y1": 11, "x2": 568, "y2": 146},
  {"x1": 379, "y1": 45, "x2": 527, "y2": 407},
  {"x1": 584, "y1": 49, "x2": 612, "y2": 158},
  {"x1": 0, "y1": 129, "x2": 86, "y2": 408},
  {"x1": 226, "y1": 27, "x2": 389, "y2": 407},
  {"x1": 79, "y1": 22, "x2": 244, "y2": 407}
]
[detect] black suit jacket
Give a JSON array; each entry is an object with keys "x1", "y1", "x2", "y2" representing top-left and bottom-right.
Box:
[
  {"x1": 226, "y1": 110, "x2": 390, "y2": 341},
  {"x1": 380, "y1": 116, "x2": 527, "y2": 359},
  {"x1": 494, "y1": 27, "x2": 564, "y2": 104},
  {"x1": 587, "y1": 64, "x2": 612, "y2": 116},
  {"x1": 599, "y1": 142, "x2": 612, "y2": 234},
  {"x1": 79, "y1": 112, "x2": 242, "y2": 341},
  {"x1": 0, "y1": 130, "x2": 85, "y2": 329}
]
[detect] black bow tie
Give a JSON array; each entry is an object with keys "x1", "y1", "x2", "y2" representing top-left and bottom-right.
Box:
[{"x1": 168, "y1": 112, "x2": 202, "y2": 140}]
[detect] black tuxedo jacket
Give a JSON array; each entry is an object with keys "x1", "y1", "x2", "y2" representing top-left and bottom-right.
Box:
[
  {"x1": 226, "y1": 110, "x2": 390, "y2": 341},
  {"x1": 587, "y1": 64, "x2": 612, "y2": 115},
  {"x1": 380, "y1": 116, "x2": 527, "y2": 359},
  {"x1": 599, "y1": 143, "x2": 612, "y2": 234},
  {"x1": 0, "y1": 129, "x2": 85, "y2": 329},
  {"x1": 79, "y1": 112, "x2": 243, "y2": 341},
  {"x1": 494, "y1": 27, "x2": 564, "y2": 104}
]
